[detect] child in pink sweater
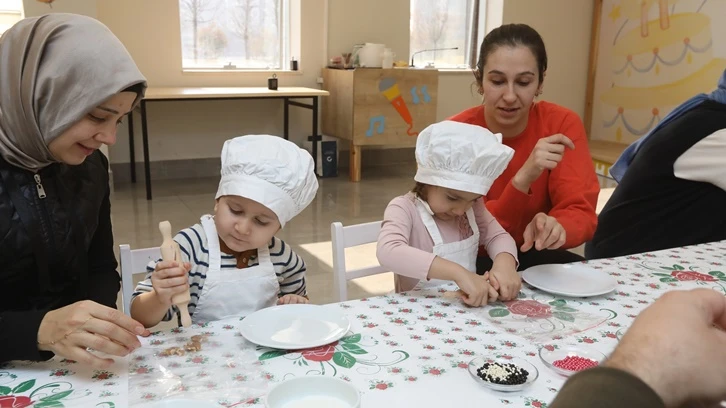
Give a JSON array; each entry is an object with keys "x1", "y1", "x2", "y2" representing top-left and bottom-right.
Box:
[{"x1": 377, "y1": 121, "x2": 520, "y2": 307}]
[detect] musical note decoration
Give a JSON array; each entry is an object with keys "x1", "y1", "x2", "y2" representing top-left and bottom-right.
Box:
[
  {"x1": 366, "y1": 116, "x2": 385, "y2": 137},
  {"x1": 410, "y1": 86, "x2": 432, "y2": 105}
]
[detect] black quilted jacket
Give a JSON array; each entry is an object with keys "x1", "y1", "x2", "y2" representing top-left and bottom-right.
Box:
[{"x1": 0, "y1": 150, "x2": 120, "y2": 362}]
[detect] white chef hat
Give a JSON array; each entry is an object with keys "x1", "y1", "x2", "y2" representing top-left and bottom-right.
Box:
[
  {"x1": 414, "y1": 121, "x2": 514, "y2": 195},
  {"x1": 216, "y1": 135, "x2": 319, "y2": 228}
]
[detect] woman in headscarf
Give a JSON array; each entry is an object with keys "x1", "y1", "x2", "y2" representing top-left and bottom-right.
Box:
[
  {"x1": 0, "y1": 13, "x2": 150, "y2": 367},
  {"x1": 586, "y1": 68, "x2": 726, "y2": 259}
]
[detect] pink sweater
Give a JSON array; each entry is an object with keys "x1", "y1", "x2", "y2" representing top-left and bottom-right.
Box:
[{"x1": 377, "y1": 192, "x2": 518, "y2": 291}]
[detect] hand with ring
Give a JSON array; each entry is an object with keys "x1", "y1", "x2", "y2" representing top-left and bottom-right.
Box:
[{"x1": 37, "y1": 300, "x2": 150, "y2": 368}]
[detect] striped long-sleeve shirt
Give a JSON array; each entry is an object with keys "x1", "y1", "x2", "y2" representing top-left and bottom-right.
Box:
[{"x1": 131, "y1": 222, "x2": 307, "y2": 322}]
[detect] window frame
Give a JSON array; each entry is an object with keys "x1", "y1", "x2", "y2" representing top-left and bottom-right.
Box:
[
  {"x1": 409, "y1": 0, "x2": 487, "y2": 70},
  {"x1": 177, "y1": 0, "x2": 301, "y2": 73}
]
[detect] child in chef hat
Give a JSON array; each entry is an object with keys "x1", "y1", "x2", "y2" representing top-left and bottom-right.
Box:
[
  {"x1": 131, "y1": 135, "x2": 319, "y2": 326},
  {"x1": 377, "y1": 120, "x2": 520, "y2": 307}
]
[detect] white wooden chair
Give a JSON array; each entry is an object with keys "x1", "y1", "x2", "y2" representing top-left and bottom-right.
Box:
[
  {"x1": 119, "y1": 244, "x2": 161, "y2": 316},
  {"x1": 330, "y1": 221, "x2": 389, "y2": 302}
]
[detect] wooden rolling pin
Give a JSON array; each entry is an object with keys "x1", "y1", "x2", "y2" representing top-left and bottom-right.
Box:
[
  {"x1": 442, "y1": 290, "x2": 464, "y2": 299},
  {"x1": 159, "y1": 221, "x2": 192, "y2": 327}
]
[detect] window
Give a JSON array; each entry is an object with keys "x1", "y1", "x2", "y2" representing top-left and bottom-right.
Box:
[
  {"x1": 0, "y1": 0, "x2": 24, "y2": 36},
  {"x1": 410, "y1": 0, "x2": 485, "y2": 69},
  {"x1": 178, "y1": 0, "x2": 294, "y2": 71}
]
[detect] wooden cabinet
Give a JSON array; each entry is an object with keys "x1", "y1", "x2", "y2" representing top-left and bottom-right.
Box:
[{"x1": 322, "y1": 68, "x2": 438, "y2": 181}]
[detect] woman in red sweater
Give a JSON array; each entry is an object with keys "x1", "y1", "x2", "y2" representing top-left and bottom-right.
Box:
[{"x1": 449, "y1": 23, "x2": 599, "y2": 271}]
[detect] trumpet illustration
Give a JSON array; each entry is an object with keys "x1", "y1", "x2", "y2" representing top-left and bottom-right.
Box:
[{"x1": 379, "y1": 77, "x2": 417, "y2": 136}]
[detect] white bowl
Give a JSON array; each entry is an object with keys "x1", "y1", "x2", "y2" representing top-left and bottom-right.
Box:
[{"x1": 265, "y1": 376, "x2": 361, "y2": 408}]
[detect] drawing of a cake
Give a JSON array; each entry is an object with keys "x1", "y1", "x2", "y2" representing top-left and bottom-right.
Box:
[{"x1": 600, "y1": 0, "x2": 726, "y2": 143}]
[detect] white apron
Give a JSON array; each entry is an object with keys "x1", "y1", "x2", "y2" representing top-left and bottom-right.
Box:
[
  {"x1": 193, "y1": 215, "x2": 279, "y2": 323},
  {"x1": 414, "y1": 198, "x2": 480, "y2": 289}
]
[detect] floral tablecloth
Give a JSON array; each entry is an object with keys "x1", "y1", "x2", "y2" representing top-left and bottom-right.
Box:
[
  {"x1": 0, "y1": 357, "x2": 126, "y2": 408},
  {"x1": 2, "y1": 241, "x2": 724, "y2": 407}
]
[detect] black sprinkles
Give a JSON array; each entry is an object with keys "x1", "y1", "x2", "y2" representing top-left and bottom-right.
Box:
[{"x1": 476, "y1": 361, "x2": 529, "y2": 385}]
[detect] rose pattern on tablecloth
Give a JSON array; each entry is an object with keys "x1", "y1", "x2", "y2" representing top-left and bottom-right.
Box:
[
  {"x1": 523, "y1": 398, "x2": 548, "y2": 408},
  {"x1": 477, "y1": 295, "x2": 616, "y2": 344},
  {"x1": 506, "y1": 300, "x2": 554, "y2": 318},
  {"x1": 0, "y1": 241, "x2": 723, "y2": 407},
  {"x1": 48, "y1": 369, "x2": 74, "y2": 378},
  {"x1": 0, "y1": 375, "x2": 104, "y2": 408},
  {"x1": 258, "y1": 333, "x2": 410, "y2": 378},
  {"x1": 0, "y1": 395, "x2": 33, "y2": 408},
  {"x1": 641, "y1": 263, "x2": 726, "y2": 288},
  {"x1": 369, "y1": 380, "x2": 394, "y2": 390},
  {"x1": 0, "y1": 360, "x2": 120, "y2": 408}
]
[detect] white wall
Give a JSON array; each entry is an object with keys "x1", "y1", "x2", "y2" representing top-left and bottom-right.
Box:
[
  {"x1": 22, "y1": 0, "x2": 96, "y2": 18},
  {"x1": 502, "y1": 0, "x2": 594, "y2": 119},
  {"x1": 429, "y1": 0, "x2": 596, "y2": 122},
  {"x1": 94, "y1": 0, "x2": 325, "y2": 164},
  {"x1": 326, "y1": 0, "x2": 410, "y2": 67},
  {"x1": 21, "y1": 0, "x2": 594, "y2": 165},
  {"x1": 325, "y1": 0, "x2": 594, "y2": 134}
]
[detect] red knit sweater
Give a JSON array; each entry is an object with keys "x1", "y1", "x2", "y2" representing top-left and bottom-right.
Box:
[{"x1": 449, "y1": 101, "x2": 599, "y2": 250}]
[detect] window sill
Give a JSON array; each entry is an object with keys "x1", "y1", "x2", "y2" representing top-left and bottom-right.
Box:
[
  {"x1": 181, "y1": 69, "x2": 305, "y2": 76},
  {"x1": 408, "y1": 67, "x2": 473, "y2": 75},
  {"x1": 436, "y1": 68, "x2": 474, "y2": 75}
]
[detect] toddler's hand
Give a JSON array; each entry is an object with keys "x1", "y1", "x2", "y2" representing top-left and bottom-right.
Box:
[
  {"x1": 454, "y1": 270, "x2": 494, "y2": 307},
  {"x1": 489, "y1": 266, "x2": 521, "y2": 301},
  {"x1": 151, "y1": 260, "x2": 190, "y2": 307},
  {"x1": 277, "y1": 294, "x2": 309, "y2": 305}
]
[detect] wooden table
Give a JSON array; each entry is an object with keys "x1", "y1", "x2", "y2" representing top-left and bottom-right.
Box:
[{"x1": 126, "y1": 87, "x2": 330, "y2": 200}]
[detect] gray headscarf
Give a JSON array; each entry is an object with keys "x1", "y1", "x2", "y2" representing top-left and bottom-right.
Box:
[{"x1": 0, "y1": 13, "x2": 147, "y2": 171}]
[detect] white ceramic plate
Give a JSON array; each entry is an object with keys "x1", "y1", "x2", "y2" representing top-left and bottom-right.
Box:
[
  {"x1": 265, "y1": 376, "x2": 360, "y2": 408},
  {"x1": 240, "y1": 304, "x2": 351, "y2": 349},
  {"x1": 521, "y1": 263, "x2": 617, "y2": 297}
]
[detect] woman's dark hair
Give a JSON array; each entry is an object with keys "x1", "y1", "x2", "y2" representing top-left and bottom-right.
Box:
[
  {"x1": 411, "y1": 182, "x2": 428, "y2": 200},
  {"x1": 474, "y1": 23, "x2": 548, "y2": 89},
  {"x1": 123, "y1": 82, "x2": 146, "y2": 97}
]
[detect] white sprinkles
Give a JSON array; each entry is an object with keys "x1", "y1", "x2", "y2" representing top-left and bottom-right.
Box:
[{"x1": 476, "y1": 361, "x2": 529, "y2": 385}]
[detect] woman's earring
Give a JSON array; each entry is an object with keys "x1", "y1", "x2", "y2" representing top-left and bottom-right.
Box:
[{"x1": 532, "y1": 90, "x2": 542, "y2": 108}]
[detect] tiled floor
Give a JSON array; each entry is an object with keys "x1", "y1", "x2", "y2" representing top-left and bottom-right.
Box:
[{"x1": 111, "y1": 164, "x2": 615, "y2": 329}]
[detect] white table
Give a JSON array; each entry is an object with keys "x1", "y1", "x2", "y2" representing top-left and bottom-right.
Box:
[
  {"x1": 126, "y1": 87, "x2": 330, "y2": 200},
  {"x1": 3, "y1": 240, "x2": 725, "y2": 406}
]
